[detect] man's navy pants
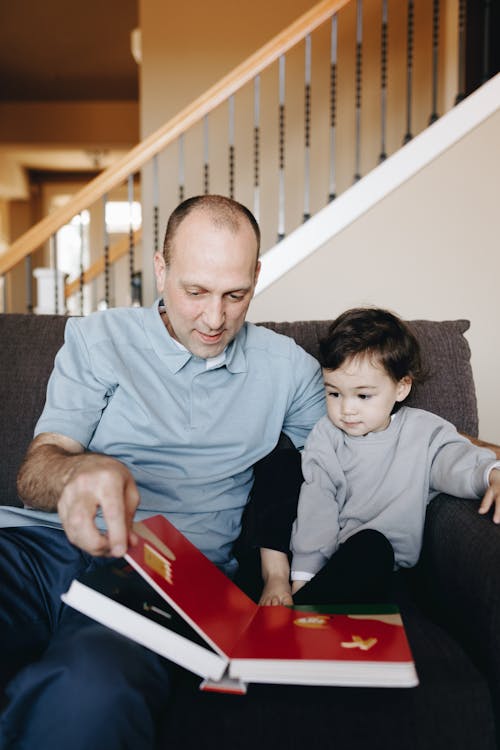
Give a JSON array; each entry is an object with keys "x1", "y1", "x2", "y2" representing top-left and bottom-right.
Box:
[{"x1": 0, "y1": 526, "x2": 173, "y2": 750}]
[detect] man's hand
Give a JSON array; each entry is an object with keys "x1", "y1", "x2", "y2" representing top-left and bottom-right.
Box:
[
  {"x1": 259, "y1": 548, "x2": 293, "y2": 606},
  {"x1": 17, "y1": 432, "x2": 140, "y2": 557},
  {"x1": 57, "y1": 454, "x2": 140, "y2": 556},
  {"x1": 479, "y1": 468, "x2": 500, "y2": 524}
]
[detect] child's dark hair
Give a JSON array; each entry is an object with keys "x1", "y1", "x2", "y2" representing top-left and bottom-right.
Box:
[{"x1": 319, "y1": 307, "x2": 425, "y2": 384}]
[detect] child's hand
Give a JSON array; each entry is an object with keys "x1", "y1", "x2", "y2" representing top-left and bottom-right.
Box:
[{"x1": 478, "y1": 468, "x2": 500, "y2": 523}]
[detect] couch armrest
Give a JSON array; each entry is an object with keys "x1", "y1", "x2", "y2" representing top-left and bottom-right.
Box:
[{"x1": 418, "y1": 494, "x2": 500, "y2": 710}]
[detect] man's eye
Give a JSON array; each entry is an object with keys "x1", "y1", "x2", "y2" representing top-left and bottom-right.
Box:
[{"x1": 228, "y1": 293, "x2": 244, "y2": 301}]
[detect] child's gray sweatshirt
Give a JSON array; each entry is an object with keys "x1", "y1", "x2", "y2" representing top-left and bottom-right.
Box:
[{"x1": 291, "y1": 406, "x2": 499, "y2": 576}]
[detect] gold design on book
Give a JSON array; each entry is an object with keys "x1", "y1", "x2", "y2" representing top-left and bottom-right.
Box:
[
  {"x1": 133, "y1": 521, "x2": 176, "y2": 561},
  {"x1": 293, "y1": 615, "x2": 331, "y2": 629},
  {"x1": 144, "y1": 543, "x2": 174, "y2": 584},
  {"x1": 340, "y1": 635, "x2": 378, "y2": 651}
]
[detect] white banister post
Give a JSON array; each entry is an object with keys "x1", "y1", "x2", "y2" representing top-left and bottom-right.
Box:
[{"x1": 33, "y1": 268, "x2": 67, "y2": 315}]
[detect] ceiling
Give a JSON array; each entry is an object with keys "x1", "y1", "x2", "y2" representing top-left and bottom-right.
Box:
[
  {"x1": 0, "y1": 0, "x2": 138, "y2": 101},
  {"x1": 0, "y1": 0, "x2": 139, "y2": 198}
]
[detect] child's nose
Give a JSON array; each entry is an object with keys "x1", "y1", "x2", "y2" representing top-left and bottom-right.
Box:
[{"x1": 342, "y1": 398, "x2": 357, "y2": 414}]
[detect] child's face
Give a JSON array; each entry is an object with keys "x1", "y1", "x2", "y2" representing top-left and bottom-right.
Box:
[{"x1": 323, "y1": 354, "x2": 412, "y2": 436}]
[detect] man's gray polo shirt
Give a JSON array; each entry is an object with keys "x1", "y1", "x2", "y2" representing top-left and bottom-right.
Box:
[{"x1": 1, "y1": 301, "x2": 325, "y2": 572}]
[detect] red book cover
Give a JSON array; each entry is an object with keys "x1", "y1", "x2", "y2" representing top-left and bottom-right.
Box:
[
  {"x1": 125, "y1": 515, "x2": 419, "y2": 688},
  {"x1": 126, "y1": 514, "x2": 259, "y2": 658}
]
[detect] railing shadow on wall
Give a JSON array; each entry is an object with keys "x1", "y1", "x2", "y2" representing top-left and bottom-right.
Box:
[{"x1": 0, "y1": 0, "x2": 496, "y2": 315}]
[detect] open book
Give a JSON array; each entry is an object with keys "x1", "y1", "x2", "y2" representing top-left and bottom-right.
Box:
[{"x1": 62, "y1": 514, "x2": 418, "y2": 689}]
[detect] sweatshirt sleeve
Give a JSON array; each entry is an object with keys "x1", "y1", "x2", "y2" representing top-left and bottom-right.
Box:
[
  {"x1": 291, "y1": 419, "x2": 346, "y2": 577},
  {"x1": 429, "y1": 420, "x2": 498, "y2": 498}
]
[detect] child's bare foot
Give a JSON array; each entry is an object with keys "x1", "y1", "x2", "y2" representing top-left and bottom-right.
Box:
[{"x1": 259, "y1": 574, "x2": 293, "y2": 606}]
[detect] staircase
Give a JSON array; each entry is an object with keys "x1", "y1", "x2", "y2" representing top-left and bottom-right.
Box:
[{"x1": 0, "y1": 0, "x2": 497, "y2": 316}]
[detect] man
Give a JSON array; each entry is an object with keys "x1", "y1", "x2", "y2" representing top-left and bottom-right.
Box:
[{"x1": 0, "y1": 195, "x2": 325, "y2": 749}]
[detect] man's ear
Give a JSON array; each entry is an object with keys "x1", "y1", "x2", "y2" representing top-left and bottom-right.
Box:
[
  {"x1": 396, "y1": 376, "x2": 412, "y2": 403},
  {"x1": 153, "y1": 252, "x2": 166, "y2": 294}
]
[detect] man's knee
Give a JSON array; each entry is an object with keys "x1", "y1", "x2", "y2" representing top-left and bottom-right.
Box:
[
  {"x1": 2, "y1": 620, "x2": 173, "y2": 750},
  {"x1": 46, "y1": 617, "x2": 172, "y2": 702}
]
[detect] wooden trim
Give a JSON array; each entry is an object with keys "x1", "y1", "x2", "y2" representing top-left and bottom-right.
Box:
[
  {"x1": 464, "y1": 434, "x2": 500, "y2": 459},
  {"x1": 64, "y1": 229, "x2": 142, "y2": 298},
  {"x1": 0, "y1": 0, "x2": 351, "y2": 277}
]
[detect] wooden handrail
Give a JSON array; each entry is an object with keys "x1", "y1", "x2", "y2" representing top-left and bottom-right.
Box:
[
  {"x1": 64, "y1": 229, "x2": 142, "y2": 298},
  {"x1": 0, "y1": 0, "x2": 351, "y2": 277}
]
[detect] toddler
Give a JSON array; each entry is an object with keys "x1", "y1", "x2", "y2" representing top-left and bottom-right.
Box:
[{"x1": 288, "y1": 307, "x2": 500, "y2": 604}]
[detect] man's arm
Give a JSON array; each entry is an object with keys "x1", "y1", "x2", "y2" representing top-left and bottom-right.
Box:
[{"x1": 17, "y1": 432, "x2": 140, "y2": 557}]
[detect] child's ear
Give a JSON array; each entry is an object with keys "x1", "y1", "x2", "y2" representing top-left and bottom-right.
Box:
[{"x1": 396, "y1": 376, "x2": 412, "y2": 402}]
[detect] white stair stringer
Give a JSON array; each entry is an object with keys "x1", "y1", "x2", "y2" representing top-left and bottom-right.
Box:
[{"x1": 255, "y1": 72, "x2": 500, "y2": 297}]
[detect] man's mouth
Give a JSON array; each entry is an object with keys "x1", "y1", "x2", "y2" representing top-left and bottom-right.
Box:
[{"x1": 197, "y1": 330, "x2": 224, "y2": 344}]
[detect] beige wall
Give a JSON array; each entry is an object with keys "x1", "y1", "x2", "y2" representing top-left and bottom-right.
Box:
[
  {"x1": 248, "y1": 107, "x2": 500, "y2": 443},
  {"x1": 3, "y1": 199, "x2": 42, "y2": 312},
  {"x1": 139, "y1": 0, "x2": 323, "y2": 133},
  {"x1": 138, "y1": 0, "x2": 460, "y2": 300},
  {"x1": 139, "y1": 0, "x2": 327, "y2": 298}
]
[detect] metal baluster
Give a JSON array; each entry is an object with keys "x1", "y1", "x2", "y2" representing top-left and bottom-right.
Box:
[
  {"x1": 153, "y1": 154, "x2": 159, "y2": 254},
  {"x1": 79, "y1": 212, "x2": 85, "y2": 316},
  {"x1": 455, "y1": 0, "x2": 466, "y2": 103},
  {"x1": 403, "y1": 0, "x2": 414, "y2": 144},
  {"x1": 329, "y1": 14, "x2": 338, "y2": 202},
  {"x1": 51, "y1": 234, "x2": 59, "y2": 314},
  {"x1": 253, "y1": 75, "x2": 261, "y2": 222},
  {"x1": 128, "y1": 174, "x2": 137, "y2": 306},
  {"x1": 303, "y1": 34, "x2": 312, "y2": 222},
  {"x1": 354, "y1": 0, "x2": 363, "y2": 182},
  {"x1": 228, "y1": 95, "x2": 235, "y2": 199},
  {"x1": 429, "y1": 0, "x2": 440, "y2": 125},
  {"x1": 482, "y1": 0, "x2": 492, "y2": 83},
  {"x1": 278, "y1": 54, "x2": 286, "y2": 241},
  {"x1": 178, "y1": 134, "x2": 185, "y2": 204},
  {"x1": 25, "y1": 254, "x2": 33, "y2": 313},
  {"x1": 103, "y1": 195, "x2": 110, "y2": 308},
  {"x1": 379, "y1": 0, "x2": 388, "y2": 162},
  {"x1": 203, "y1": 115, "x2": 210, "y2": 195}
]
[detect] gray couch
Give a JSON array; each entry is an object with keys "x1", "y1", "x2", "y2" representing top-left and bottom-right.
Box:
[{"x1": 1, "y1": 312, "x2": 500, "y2": 750}]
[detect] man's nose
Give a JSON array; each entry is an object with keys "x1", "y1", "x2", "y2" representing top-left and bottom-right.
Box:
[{"x1": 203, "y1": 297, "x2": 225, "y2": 331}]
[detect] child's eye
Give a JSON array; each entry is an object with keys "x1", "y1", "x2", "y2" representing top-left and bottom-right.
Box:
[
  {"x1": 327, "y1": 391, "x2": 340, "y2": 398},
  {"x1": 358, "y1": 394, "x2": 371, "y2": 400}
]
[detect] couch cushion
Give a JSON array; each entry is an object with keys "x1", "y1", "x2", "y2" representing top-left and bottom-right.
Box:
[
  {"x1": 258, "y1": 319, "x2": 478, "y2": 437},
  {"x1": 0, "y1": 313, "x2": 69, "y2": 506}
]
